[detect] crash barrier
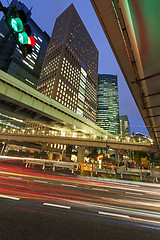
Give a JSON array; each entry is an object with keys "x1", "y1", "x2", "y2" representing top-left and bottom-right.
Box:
[
  {"x1": 0, "y1": 155, "x2": 76, "y2": 173},
  {"x1": 0, "y1": 156, "x2": 159, "y2": 181}
]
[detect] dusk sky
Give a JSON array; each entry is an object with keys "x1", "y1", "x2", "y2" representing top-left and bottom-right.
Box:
[{"x1": 1, "y1": 0, "x2": 149, "y2": 136}]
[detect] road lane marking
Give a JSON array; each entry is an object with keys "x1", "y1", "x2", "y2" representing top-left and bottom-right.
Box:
[
  {"x1": 98, "y1": 211, "x2": 130, "y2": 218},
  {"x1": 92, "y1": 188, "x2": 109, "y2": 192},
  {"x1": 104, "y1": 182, "x2": 140, "y2": 187},
  {"x1": 8, "y1": 176, "x2": 22, "y2": 180},
  {"x1": 34, "y1": 180, "x2": 48, "y2": 184},
  {"x1": 43, "y1": 203, "x2": 71, "y2": 209},
  {"x1": 125, "y1": 191, "x2": 143, "y2": 196},
  {"x1": 64, "y1": 198, "x2": 160, "y2": 220},
  {"x1": 61, "y1": 184, "x2": 77, "y2": 188},
  {"x1": 0, "y1": 194, "x2": 20, "y2": 200}
]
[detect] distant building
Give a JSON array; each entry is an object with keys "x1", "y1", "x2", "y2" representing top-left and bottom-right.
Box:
[
  {"x1": 97, "y1": 74, "x2": 119, "y2": 135},
  {"x1": 135, "y1": 132, "x2": 149, "y2": 142},
  {"x1": 0, "y1": 0, "x2": 50, "y2": 89},
  {"x1": 119, "y1": 115, "x2": 130, "y2": 139},
  {"x1": 37, "y1": 4, "x2": 99, "y2": 123}
]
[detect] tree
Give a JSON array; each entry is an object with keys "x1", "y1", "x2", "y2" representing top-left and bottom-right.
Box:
[
  {"x1": 134, "y1": 151, "x2": 148, "y2": 167},
  {"x1": 65, "y1": 145, "x2": 77, "y2": 160},
  {"x1": 86, "y1": 147, "x2": 99, "y2": 161}
]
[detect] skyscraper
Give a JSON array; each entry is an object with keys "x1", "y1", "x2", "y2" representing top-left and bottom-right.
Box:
[
  {"x1": 97, "y1": 74, "x2": 119, "y2": 135},
  {"x1": 119, "y1": 115, "x2": 130, "y2": 139},
  {"x1": 0, "y1": 0, "x2": 50, "y2": 89},
  {"x1": 37, "y1": 4, "x2": 99, "y2": 123}
]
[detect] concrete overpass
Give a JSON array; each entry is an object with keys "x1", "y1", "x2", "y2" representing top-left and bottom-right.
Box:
[
  {"x1": 0, "y1": 70, "x2": 158, "y2": 157},
  {"x1": 0, "y1": 70, "x2": 112, "y2": 139},
  {"x1": 0, "y1": 132, "x2": 156, "y2": 153},
  {"x1": 91, "y1": 0, "x2": 160, "y2": 152}
]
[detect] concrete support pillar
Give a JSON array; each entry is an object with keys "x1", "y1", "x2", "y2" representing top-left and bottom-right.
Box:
[
  {"x1": 115, "y1": 149, "x2": 119, "y2": 166},
  {"x1": 77, "y1": 146, "x2": 85, "y2": 163},
  {"x1": 0, "y1": 142, "x2": 7, "y2": 155},
  {"x1": 41, "y1": 143, "x2": 47, "y2": 150}
]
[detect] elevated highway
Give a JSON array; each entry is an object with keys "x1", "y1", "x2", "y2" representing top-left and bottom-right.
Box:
[
  {"x1": 0, "y1": 70, "x2": 112, "y2": 139},
  {"x1": 91, "y1": 0, "x2": 160, "y2": 152},
  {"x1": 0, "y1": 70, "x2": 158, "y2": 154},
  {"x1": 0, "y1": 132, "x2": 156, "y2": 153}
]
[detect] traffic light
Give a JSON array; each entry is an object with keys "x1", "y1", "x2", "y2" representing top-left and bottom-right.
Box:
[
  {"x1": 1, "y1": 4, "x2": 35, "y2": 56},
  {"x1": 106, "y1": 145, "x2": 110, "y2": 150}
]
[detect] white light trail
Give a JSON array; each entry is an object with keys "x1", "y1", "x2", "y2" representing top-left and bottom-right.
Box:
[
  {"x1": 61, "y1": 184, "x2": 77, "y2": 188},
  {"x1": 8, "y1": 176, "x2": 22, "y2": 180},
  {"x1": 34, "y1": 180, "x2": 48, "y2": 184}
]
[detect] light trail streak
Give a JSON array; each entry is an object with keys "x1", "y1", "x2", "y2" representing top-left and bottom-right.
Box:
[
  {"x1": 8, "y1": 176, "x2": 22, "y2": 180},
  {"x1": 98, "y1": 211, "x2": 160, "y2": 225},
  {"x1": 1, "y1": 166, "x2": 160, "y2": 198},
  {"x1": 89, "y1": 180, "x2": 140, "y2": 188},
  {"x1": 1, "y1": 166, "x2": 160, "y2": 210},
  {"x1": 61, "y1": 184, "x2": 77, "y2": 188},
  {"x1": 101, "y1": 197, "x2": 160, "y2": 208},
  {"x1": 34, "y1": 180, "x2": 48, "y2": 184},
  {"x1": 15, "y1": 206, "x2": 58, "y2": 216},
  {"x1": 92, "y1": 188, "x2": 109, "y2": 192},
  {"x1": 98, "y1": 184, "x2": 160, "y2": 196},
  {"x1": 125, "y1": 191, "x2": 143, "y2": 195},
  {"x1": 126, "y1": 217, "x2": 160, "y2": 225}
]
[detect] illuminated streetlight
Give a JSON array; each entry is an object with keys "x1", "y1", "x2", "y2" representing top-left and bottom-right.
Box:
[
  {"x1": 61, "y1": 131, "x2": 65, "y2": 137},
  {"x1": 72, "y1": 132, "x2": 77, "y2": 138}
]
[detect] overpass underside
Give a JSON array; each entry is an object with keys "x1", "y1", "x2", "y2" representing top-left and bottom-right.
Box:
[
  {"x1": 0, "y1": 133, "x2": 157, "y2": 153},
  {"x1": 0, "y1": 70, "x2": 112, "y2": 139},
  {"x1": 91, "y1": 0, "x2": 160, "y2": 152}
]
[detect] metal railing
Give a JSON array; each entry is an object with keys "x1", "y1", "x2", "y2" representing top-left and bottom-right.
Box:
[{"x1": 0, "y1": 126, "x2": 153, "y2": 146}]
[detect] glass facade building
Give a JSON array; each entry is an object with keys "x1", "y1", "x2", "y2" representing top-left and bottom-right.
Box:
[
  {"x1": 119, "y1": 115, "x2": 130, "y2": 139},
  {"x1": 37, "y1": 4, "x2": 99, "y2": 123},
  {"x1": 97, "y1": 74, "x2": 119, "y2": 135},
  {"x1": 0, "y1": 0, "x2": 50, "y2": 89}
]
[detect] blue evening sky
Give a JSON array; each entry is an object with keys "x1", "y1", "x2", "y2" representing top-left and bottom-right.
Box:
[{"x1": 1, "y1": 0, "x2": 149, "y2": 136}]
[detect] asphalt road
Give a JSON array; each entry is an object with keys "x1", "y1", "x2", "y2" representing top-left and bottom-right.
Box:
[{"x1": 0, "y1": 163, "x2": 160, "y2": 240}]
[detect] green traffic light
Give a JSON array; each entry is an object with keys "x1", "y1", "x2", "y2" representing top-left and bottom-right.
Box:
[
  {"x1": 11, "y1": 17, "x2": 23, "y2": 32},
  {"x1": 18, "y1": 32, "x2": 28, "y2": 44}
]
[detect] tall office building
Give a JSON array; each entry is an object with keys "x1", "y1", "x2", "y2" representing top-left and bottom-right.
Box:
[
  {"x1": 0, "y1": 0, "x2": 50, "y2": 89},
  {"x1": 119, "y1": 115, "x2": 130, "y2": 139},
  {"x1": 37, "y1": 4, "x2": 98, "y2": 123},
  {"x1": 97, "y1": 74, "x2": 119, "y2": 135}
]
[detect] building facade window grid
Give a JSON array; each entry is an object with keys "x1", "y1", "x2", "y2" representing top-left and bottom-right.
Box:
[
  {"x1": 37, "y1": 4, "x2": 98, "y2": 123},
  {"x1": 97, "y1": 74, "x2": 120, "y2": 135}
]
